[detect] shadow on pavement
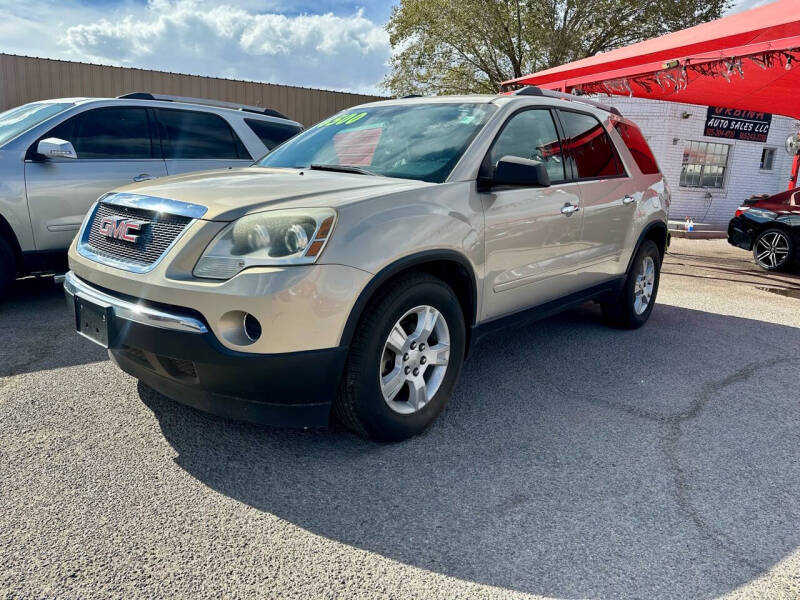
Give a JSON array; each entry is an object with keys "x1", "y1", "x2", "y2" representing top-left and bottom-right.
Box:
[
  {"x1": 0, "y1": 276, "x2": 107, "y2": 377},
  {"x1": 138, "y1": 302, "x2": 800, "y2": 599}
]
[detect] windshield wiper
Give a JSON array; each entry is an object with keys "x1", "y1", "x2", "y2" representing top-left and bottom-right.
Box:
[{"x1": 309, "y1": 163, "x2": 376, "y2": 176}]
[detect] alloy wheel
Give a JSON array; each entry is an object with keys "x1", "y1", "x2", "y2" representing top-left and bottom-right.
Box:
[
  {"x1": 755, "y1": 231, "x2": 790, "y2": 269},
  {"x1": 379, "y1": 305, "x2": 450, "y2": 415},
  {"x1": 633, "y1": 256, "x2": 655, "y2": 315}
]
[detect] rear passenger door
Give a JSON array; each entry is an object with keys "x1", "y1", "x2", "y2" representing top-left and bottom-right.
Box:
[
  {"x1": 155, "y1": 109, "x2": 253, "y2": 175},
  {"x1": 24, "y1": 106, "x2": 167, "y2": 251},
  {"x1": 557, "y1": 109, "x2": 638, "y2": 284}
]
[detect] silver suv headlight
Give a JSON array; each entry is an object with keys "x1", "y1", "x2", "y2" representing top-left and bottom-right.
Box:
[{"x1": 193, "y1": 208, "x2": 336, "y2": 280}]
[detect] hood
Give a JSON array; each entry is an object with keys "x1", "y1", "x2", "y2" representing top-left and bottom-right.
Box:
[{"x1": 109, "y1": 167, "x2": 433, "y2": 221}]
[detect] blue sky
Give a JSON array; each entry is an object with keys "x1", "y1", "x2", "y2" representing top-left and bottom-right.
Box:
[{"x1": 0, "y1": 0, "x2": 771, "y2": 95}]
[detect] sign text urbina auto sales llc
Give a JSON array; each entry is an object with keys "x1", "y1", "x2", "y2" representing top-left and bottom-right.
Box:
[{"x1": 704, "y1": 106, "x2": 773, "y2": 143}]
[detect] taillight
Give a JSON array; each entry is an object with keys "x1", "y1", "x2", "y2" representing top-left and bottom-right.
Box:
[{"x1": 734, "y1": 207, "x2": 749, "y2": 217}]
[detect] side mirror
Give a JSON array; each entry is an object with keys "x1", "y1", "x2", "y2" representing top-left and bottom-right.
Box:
[
  {"x1": 37, "y1": 138, "x2": 77, "y2": 160},
  {"x1": 491, "y1": 156, "x2": 550, "y2": 188}
]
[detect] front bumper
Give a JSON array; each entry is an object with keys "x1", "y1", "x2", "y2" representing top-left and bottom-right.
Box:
[
  {"x1": 65, "y1": 272, "x2": 347, "y2": 427},
  {"x1": 68, "y1": 232, "x2": 372, "y2": 355}
]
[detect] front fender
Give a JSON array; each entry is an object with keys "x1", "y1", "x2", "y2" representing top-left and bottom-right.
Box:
[{"x1": 320, "y1": 179, "x2": 484, "y2": 281}]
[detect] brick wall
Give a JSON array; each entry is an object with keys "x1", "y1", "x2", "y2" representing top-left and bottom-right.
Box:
[{"x1": 604, "y1": 97, "x2": 797, "y2": 227}]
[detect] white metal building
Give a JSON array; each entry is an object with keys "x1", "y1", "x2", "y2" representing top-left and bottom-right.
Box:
[{"x1": 603, "y1": 96, "x2": 797, "y2": 228}]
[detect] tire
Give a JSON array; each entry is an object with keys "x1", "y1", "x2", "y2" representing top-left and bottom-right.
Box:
[
  {"x1": 334, "y1": 272, "x2": 466, "y2": 442},
  {"x1": 752, "y1": 228, "x2": 793, "y2": 272},
  {"x1": 601, "y1": 239, "x2": 661, "y2": 329},
  {"x1": 0, "y1": 236, "x2": 16, "y2": 300}
]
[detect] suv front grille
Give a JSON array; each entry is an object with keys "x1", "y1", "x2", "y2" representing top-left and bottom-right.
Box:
[{"x1": 85, "y1": 202, "x2": 192, "y2": 269}]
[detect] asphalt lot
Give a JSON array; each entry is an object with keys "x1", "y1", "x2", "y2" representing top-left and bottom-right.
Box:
[{"x1": 1, "y1": 238, "x2": 800, "y2": 599}]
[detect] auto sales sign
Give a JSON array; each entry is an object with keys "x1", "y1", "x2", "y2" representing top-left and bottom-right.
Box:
[{"x1": 704, "y1": 107, "x2": 772, "y2": 143}]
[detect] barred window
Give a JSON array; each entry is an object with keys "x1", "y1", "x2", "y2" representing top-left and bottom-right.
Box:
[{"x1": 680, "y1": 141, "x2": 730, "y2": 188}]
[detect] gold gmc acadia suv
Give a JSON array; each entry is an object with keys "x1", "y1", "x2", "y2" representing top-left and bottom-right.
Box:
[{"x1": 65, "y1": 89, "x2": 670, "y2": 442}]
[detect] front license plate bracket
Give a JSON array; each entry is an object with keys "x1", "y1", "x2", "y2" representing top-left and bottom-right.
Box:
[{"x1": 75, "y1": 295, "x2": 113, "y2": 348}]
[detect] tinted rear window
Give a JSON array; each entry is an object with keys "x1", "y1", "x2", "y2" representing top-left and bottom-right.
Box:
[
  {"x1": 558, "y1": 110, "x2": 625, "y2": 179},
  {"x1": 614, "y1": 121, "x2": 660, "y2": 175},
  {"x1": 157, "y1": 109, "x2": 246, "y2": 160},
  {"x1": 245, "y1": 118, "x2": 302, "y2": 150}
]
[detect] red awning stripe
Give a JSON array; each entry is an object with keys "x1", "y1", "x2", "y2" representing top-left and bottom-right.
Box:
[
  {"x1": 503, "y1": 0, "x2": 800, "y2": 89},
  {"x1": 505, "y1": 1, "x2": 800, "y2": 119},
  {"x1": 525, "y1": 35, "x2": 800, "y2": 92}
]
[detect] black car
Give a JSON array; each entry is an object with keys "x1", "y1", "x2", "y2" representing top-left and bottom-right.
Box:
[{"x1": 728, "y1": 196, "x2": 800, "y2": 271}]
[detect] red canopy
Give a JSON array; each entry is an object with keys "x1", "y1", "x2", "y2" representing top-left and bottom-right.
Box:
[{"x1": 504, "y1": 0, "x2": 800, "y2": 120}]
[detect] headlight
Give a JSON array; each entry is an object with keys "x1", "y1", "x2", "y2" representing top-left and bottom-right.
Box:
[{"x1": 193, "y1": 208, "x2": 336, "y2": 279}]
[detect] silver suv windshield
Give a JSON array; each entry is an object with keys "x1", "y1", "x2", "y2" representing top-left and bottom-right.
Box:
[
  {"x1": 0, "y1": 102, "x2": 73, "y2": 147},
  {"x1": 257, "y1": 102, "x2": 497, "y2": 183}
]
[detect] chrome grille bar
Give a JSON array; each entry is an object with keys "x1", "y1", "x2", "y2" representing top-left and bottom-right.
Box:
[{"x1": 77, "y1": 193, "x2": 207, "y2": 274}]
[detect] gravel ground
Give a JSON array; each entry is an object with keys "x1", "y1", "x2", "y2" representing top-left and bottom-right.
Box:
[{"x1": 1, "y1": 238, "x2": 799, "y2": 600}]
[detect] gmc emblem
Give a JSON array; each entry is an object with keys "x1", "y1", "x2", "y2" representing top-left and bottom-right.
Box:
[{"x1": 98, "y1": 216, "x2": 149, "y2": 243}]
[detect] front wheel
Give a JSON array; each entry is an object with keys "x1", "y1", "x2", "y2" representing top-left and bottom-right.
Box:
[
  {"x1": 753, "y1": 229, "x2": 793, "y2": 271},
  {"x1": 334, "y1": 273, "x2": 466, "y2": 442},
  {"x1": 602, "y1": 239, "x2": 661, "y2": 329}
]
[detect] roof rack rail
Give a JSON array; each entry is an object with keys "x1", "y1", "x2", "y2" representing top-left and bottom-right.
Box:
[
  {"x1": 117, "y1": 92, "x2": 292, "y2": 120},
  {"x1": 512, "y1": 87, "x2": 544, "y2": 96},
  {"x1": 510, "y1": 86, "x2": 622, "y2": 117}
]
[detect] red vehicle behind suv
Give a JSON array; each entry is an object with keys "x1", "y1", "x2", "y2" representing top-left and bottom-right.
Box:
[{"x1": 735, "y1": 188, "x2": 800, "y2": 217}]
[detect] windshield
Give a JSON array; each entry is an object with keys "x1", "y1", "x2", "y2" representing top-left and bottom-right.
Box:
[
  {"x1": 257, "y1": 102, "x2": 497, "y2": 183},
  {"x1": 0, "y1": 102, "x2": 73, "y2": 147}
]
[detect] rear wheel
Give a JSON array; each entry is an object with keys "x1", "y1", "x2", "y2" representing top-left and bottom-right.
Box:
[
  {"x1": 0, "y1": 237, "x2": 16, "y2": 299},
  {"x1": 602, "y1": 239, "x2": 661, "y2": 329},
  {"x1": 753, "y1": 229, "x2": 792, "y2": 271},
  {"x1": 334, "y1": 273, "x2": 466, "y2": 442}
]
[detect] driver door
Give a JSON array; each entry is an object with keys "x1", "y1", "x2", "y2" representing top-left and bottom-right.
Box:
[{"x1": 481, "y1": 108, "x2": 586, "y2": 320}]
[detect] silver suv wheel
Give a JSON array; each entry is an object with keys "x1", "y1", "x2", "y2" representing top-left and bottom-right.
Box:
[
  {"x1": 633, "y1": 256, "x2": 655, "y2": 315},
  {"x1": 379, "y1": 305, "x2": 450, "y2": 415}
]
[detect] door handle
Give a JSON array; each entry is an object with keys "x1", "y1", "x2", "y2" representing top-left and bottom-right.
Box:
[
  {"x1": 133, "y1": 173, "x2": 154, "y2": 182},
  {"x1": 623, "y1": 195, "x2": 636, "y2": 205},
  {"x1": 561, "y1": 202, "x2": 580, "y2": 216}
]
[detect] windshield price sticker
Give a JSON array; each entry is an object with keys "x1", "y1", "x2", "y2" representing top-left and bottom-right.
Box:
[{"x1": 318, "y1": 112, "x2": 368, "y2": 127}]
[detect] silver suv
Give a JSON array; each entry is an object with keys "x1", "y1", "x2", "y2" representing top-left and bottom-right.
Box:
[
  {"x1": 64, "y1": 89, "x2": 670, "y2": 441},
  {"x1": 0, "y1": 93, "x2": 302, "y2": 295}
]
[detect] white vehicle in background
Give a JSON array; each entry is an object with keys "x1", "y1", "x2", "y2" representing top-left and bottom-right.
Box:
[{"x1": 0, "y1": 93, "x2": 302, "y2": 297}]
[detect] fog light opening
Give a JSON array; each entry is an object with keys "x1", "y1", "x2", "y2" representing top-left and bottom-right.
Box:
[{"x1": 243, "y1": 313, "x2": 262, "y2": 342}]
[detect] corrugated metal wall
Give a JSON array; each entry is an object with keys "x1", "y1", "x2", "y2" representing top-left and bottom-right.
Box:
[{"x1": 0, "y1": 54, "x2": 386, "y2": 126}]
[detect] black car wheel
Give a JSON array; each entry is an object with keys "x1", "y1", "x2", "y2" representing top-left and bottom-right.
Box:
[
  {"x1": 601, "y1": 239, "x2": 661, "y2": 329},
  {"x1": 334, "y1": 272, "x2": 466, "y2": 442},
  {"x1": 753, "y1": 228, "x2": 793, "y2": 271}
]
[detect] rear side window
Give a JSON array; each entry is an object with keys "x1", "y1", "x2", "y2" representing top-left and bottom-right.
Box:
[
  {"x1": 48, "y1": 107, "x2": 153, "y2": 159},
  {"x1": 245, "y1": 118, "x2": 302, "y2": 150},
  {"x1": 614, "y1": 121, "x2": 660, "y2": 175},
  {"x1": 558, "y1": 110, "x2": 624, "y2": 179},
  {"x1": 156, "y1": 109, "x2": 247, "y2": 160}
]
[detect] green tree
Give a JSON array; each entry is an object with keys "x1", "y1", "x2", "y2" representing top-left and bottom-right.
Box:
[{"x1": 384, "y1": 0, "x2": 731, "y2": 95}]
